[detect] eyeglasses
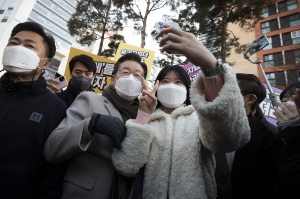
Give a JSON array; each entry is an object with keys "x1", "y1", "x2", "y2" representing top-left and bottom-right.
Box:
[{"x1": 118, "y1": 68, "x2": 144, "y2": 80}]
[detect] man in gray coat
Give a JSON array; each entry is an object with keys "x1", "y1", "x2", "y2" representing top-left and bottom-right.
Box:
[{"x1": 44, "y1": 53, "x2": 148, "y2": 199}]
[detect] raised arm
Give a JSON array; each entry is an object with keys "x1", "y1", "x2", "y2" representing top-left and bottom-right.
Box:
[{"x1": 191, "y1": 65, "x2": 250, "y2": 153}]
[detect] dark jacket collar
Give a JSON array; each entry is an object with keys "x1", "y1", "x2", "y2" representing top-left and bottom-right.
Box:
[
  {"x1": 248, "y1": 113, "x2": 266, "y2": 133},
  {"x1": 0, "y1": 73, "x2": 49, "y2": 96},
  {"x1": 66, "y1": 79, "x2": 81, "y2": 97}
]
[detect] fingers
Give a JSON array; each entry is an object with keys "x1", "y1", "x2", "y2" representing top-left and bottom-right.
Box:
[
  {"x1": 151, "y1": 80, "x2": 159, "y2": 95},
  {"x1": 142, "y1": 90, "x2": 157, "y2": 101},
  {"x1": 47, "y1": 78, "x2": 60, "y2": 84},
  {"x1": 293, "y1": 88, "x2": 300, "y2": 114},
  {"x1": 274, "y1": 107, "x2": 285, "y2": 123},
  {"x1": 159, "y1": 33, "x2": 183, "y2": 47},
  {"x1": 47, "y1": 84, "x2": 61, "y2": 94},
  {"x1": 156, "y1": 25, "x2": 183, "y2": 38},
  {"x1": 141, "y1": 77, "x2": 149, "y2": 91},
  {"x1": 274, "y1": 102, "x2": 299, "y2": 123},
  {"x1": 46, "y1": 78, "x2": 61, "y2": 94}
]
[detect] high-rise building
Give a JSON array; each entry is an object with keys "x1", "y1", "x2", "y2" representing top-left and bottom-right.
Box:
[
  {"x1": 255, "y1": 0, "x2": 300, "y2": 89},
  {"x1": 0, "y1": 0, "x2": 109, "y2": 76}
]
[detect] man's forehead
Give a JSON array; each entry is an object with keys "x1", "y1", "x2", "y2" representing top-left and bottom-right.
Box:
[
  {"x1": 10, "y1": 30, "x2": 44, "y2": 42},
  {"x1": 120, "y1": 60, "x2": 143, "y2": 71},
  {"x1": 73, "y1": 62, "x2": 91, "y2": 72}
]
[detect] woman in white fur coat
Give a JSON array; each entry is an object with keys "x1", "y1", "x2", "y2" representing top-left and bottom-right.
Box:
[{"x1": 112, "y1": 25, "x2": 251, "y2": 199}]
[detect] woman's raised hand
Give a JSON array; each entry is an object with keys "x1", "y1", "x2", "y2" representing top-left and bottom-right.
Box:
[
  {"x1": 157, "y1": 24, "x2": 217, "y2": 70},
  {"x1": 139, "y1": 80, "x2": 159, "y2": 114}
]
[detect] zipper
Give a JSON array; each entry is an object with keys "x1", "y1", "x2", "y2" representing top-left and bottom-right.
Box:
[{"x1": 0, "y1": 90, "x2": 18, "y2": 122}]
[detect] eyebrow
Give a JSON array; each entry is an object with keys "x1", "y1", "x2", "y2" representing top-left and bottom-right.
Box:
[
  {"x1": 75, "y1": 69, "x2": 91, "y2": 72},
  {"x1": 163, "y1": 77, "x2": 182, "y2": 80},
  {"x1": 120, "y1": 67, "x2": 143, "y2": 73},
  {"x1": 10, "y1": 37, "x2": 38, "y2": 44}
]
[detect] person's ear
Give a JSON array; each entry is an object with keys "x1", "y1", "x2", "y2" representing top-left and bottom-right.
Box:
[
  {"x1": 111, "y1": 75, "x2": 116, "y2": 85},
  {"x1": 247, "y1": 94, "x2": 257, "y2": 105},
  {"x1": 42, "y1": 58, "x2": 51, "y2": 69}
]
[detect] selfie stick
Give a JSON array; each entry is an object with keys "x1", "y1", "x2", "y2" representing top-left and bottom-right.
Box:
[{"x1": 244, "y1": 43, "x2": 278, "y2": 107}]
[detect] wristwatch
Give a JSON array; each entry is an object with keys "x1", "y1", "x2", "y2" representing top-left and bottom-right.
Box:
[{"x1": 202, "y1": 59, "x2": 226, "y2": 77}]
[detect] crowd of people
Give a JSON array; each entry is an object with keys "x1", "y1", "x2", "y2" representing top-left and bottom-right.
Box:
[{"x1": 0, "y1": 21, "x2": 299, "y2": 199}]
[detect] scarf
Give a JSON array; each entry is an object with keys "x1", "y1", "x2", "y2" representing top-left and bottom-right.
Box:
[{"x1": 102, "y1": 85, "x2": 139, "y2": 123}]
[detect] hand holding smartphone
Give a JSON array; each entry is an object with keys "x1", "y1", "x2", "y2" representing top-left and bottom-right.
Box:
[
  {"x1": 54, "y1": 73, "x2": 68, "y2": 89},
  {"x1": 155, "y1": 21, "x2": 182, "y2": 55}
]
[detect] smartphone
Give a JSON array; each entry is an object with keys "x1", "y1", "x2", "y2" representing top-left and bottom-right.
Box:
[
  {"x1": 155, "y1": 21, "x2": 182, "y2": 55},
  {"x1": 44, "y1": 68, "x2": 56, "y2": 79},
  {"x1": 54, "y1": 74, "x2": 68, "y2": 89},
  {"x1": 248, "y1": 34, "x2": 270, "y2": 56}
]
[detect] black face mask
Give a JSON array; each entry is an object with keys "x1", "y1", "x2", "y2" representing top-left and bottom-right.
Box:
[{"x1": 70, "y1": 75, "x2": 92, "y2": 91}]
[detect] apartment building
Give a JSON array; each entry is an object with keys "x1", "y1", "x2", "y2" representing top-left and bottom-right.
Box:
[{"x1": 255, "y1": 0, "x2": 300, "y2": 89}]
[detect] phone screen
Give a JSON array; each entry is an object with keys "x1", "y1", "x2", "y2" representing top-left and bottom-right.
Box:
[{"x1": 248, "y1": 34, "x2": 270, "y2": 56}]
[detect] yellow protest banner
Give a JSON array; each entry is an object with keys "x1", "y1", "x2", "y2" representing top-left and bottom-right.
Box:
[
  {"x1": 114, "y1": 42, "x2": 155, "y2": 79},
  {"x1": 64, "y1": 47, "x2": 116, "y2": 93}
]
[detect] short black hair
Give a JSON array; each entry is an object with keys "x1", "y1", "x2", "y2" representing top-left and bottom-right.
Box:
[
  {"x1": 155, "y1": 65, "x2": 191, "y2": 108},
  {"x1": 236, "y1": 73, "x2": 266, "y2": 111},
  {"x1": 280, "y1": 82, "x2": 300, "y2": 101},
  {"x1": 69, "y1": 54, "x2": 96, "y2": 75},
  {"x1": 10, "y1": 21, "x2": 56, "y2": 58},
  {"x1": 112, "y1": 53, "x2": 147, "y2": 78}
]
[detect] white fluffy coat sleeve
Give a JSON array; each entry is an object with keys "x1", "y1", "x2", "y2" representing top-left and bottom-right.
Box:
[
  {"x1": 190, "y1": 64, "x2": 251, "y2": 153},
  {"x1": 112, "y1": 119, "x2": 154, "y2": 177}
]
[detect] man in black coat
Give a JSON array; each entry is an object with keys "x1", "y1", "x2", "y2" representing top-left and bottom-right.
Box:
[
  {"x1": 0, "y1": 22, "x2": 67, "y2": 198},
  {"x1": 215, "y1": 73, "x2": 283, "y2": 199},
  {"x1": 47, "y1": 54, "x2": 96, "y2": 108}
]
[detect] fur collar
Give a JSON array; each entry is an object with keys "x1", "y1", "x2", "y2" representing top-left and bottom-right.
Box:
[{"x1": 150, "y1": 105, "x2": 195, "y2": 122}]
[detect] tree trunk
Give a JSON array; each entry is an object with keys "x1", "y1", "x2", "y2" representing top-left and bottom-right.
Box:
[
  {"x1": 220, "y1": 7, "x2": 228, "y2": 63},
  {"x1": 98, "y1": 0, "x2": 112, "y2": 55},
  {"x1": 171, "y1": 55, "x2": 174, "y2": 66},
  {"x1": 141, "y1": 0, "x2": 150, "y2": 48}
]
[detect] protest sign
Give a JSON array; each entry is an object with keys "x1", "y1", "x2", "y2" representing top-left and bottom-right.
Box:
[
  {"x1": 114, "y1": 42, "x2": 154, "y2": 79},
  {"x1": 260, "y1": 84, "x2": 282, "y2": 125},
  {"x1": 65, "y1": 47, "x2": 116, "y2": 93},
  {"x1": 182, "y1": 62, "x2": 201, "y2": 81}
]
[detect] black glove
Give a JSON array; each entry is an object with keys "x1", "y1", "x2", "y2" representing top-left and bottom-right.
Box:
[{"x1": 88, "y1": 113, "x2": 126, "y2": 149}]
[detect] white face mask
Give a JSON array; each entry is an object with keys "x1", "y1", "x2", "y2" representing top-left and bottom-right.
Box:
[
  {"x1": 115, "y1": 73, "x2": 143, "y2": 100},
  {"x1": 157, "y1": 83, "x2": 187, "y2": 108},
  {"x1": 286, "y1": 100, "x2": 296, "y2": 107},
  {"x1": 2, "y1": 45, "x2": 40, "y2": 73}
]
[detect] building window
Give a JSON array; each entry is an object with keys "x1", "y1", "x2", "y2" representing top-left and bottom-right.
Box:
[
  {"x1": 291, "y1": 30, "x2": 300, "y2": 44},
  {"x1": 8, "y1": 7, "x2": 14, "y2": 10},
  {"x1": 1, "y1": 15, "x2": 9, "y2": 22},
  {"x1": 287, "y1": 0, "x2": 298, "y2": 10},
  {"x1": 264, "y1": 35, "x2": 281, "y2": 50},
  {"x1": 280, "y1": 13, "x2": 300, "y2": 29},
  {"x1": 278, "y1": 0, "x2": 298, "y2": 12},
  {"x1": 264, "y1": 52, "x2": 284, "y2": 68},
  {"x1": 261, "y1": 19, "x2": 278, "y2": 34},
  {"x1": 261, "y1": 7, "x2": 269, "y2": 18},
  {"x1": 0, "y1": 10, "x2": 4, "y2": 14},
  {"x1": 266, "y1": 72, "x2": 285, "y2": 87},
  {"x1": 287, "y1": 70, "x2": 300, "y2": 85},
  {"x1": 266, "y1": 73, "x2": 276, "y2": 86},
  {"x1": 50, "y1": 55, "x2": 62, "y2": 68},
  {"x1": 264, "y1": 37, "x2": 272, "y2": 50},
  {"x1": 285, "y1": 49, "x2": 300, "y2": 65},
  {"x1": 261, "y1": 4, "x2": 277, "y2": 18},
  {"x1": 283, "y1": 31, "x2": 300, "y2": 45},
  {"x1": 10, "y1": 0, "x2": 18, "y2": 8}
]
